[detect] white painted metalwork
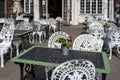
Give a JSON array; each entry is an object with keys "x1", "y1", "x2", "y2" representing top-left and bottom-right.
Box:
[
  {"x1": 0, "y1": 24, "x2": 14, "y2": 68},
  {"x1": 51, "y1": 59, "x2": 96, "y2": 80},
  {"x1": 72, "y1": 34, "x2": 103, "y2": 52},
  {"x1": 48, "y1": 31, "x2": 69, "y2": 48},
  {"x1": 107, "y1": 29, "x2": 120, "y2": 59}
]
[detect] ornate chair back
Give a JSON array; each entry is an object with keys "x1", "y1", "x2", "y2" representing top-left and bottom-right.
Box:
[
  {"x1": 72, "y1": 34, "x2": 103, "y2": 52},
  {"x1": 55, "y1": 17, "x2": 63, "y2": 23},
  {"x1": 88, "y1": 29, "x2": 105, "y2": 40},
  {"x1": 48, "y1": 18, "x2": 57, "y2": 25},
  {"x1": 3, "y1": 29, "x2": 14, "y2": 43},
  {"x1": 89, "y1": 22, "x2": 104, "y2": 30},
  {"x1": 51, "y1": 59, "x2": 96, "y2": 80},
  {"x1": 15, "y1": 21, "x2": 32, "y2": 30},
  {"x1": 48, "y1": 31, "x2": 69, "y2": 48},
  {"x1": 108, "y1": 23, "x2": 118, "y2": 31}
]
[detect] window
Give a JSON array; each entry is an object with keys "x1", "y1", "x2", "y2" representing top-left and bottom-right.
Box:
[
  {"x1": 92, "y1": 0, "x2": 96, "y2": 13},
  {"x1": 80, "y1": 0, "x2": 102, "y2": 14},
  {"x1": 80, "y1": 0, "x2": 84, "y2": 13},
  {"x1": 86, "y1": 0, "x2": 90, "y2": 13},
  {"x1": 98, "y1": 0, "x2": 102, "y2": 13},
  {"x1": 24, "y1": 0, "x2": 33, "y2": 14}
]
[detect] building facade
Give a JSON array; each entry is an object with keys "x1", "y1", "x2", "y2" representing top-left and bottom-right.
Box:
[{"x1": 1, "y1": 0, "x2": 120, "y2": 25}]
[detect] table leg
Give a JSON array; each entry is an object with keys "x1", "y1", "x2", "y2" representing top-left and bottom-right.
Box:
[
  {"x1": 45, "y1": 26, "x2": 49, "y2": 39},
  {"x1": 57, "y1": 21, "x2": 60, "y2": 31},
  {"x1": 19, "y1": 63, "x2": 24, "y2": 80},
  {"x1": 102, "y1": 73, "x2": 107, "y2": 80}
]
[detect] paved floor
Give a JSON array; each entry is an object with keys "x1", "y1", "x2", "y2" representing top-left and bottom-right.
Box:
[{"x1": 0, "y1": 24, "x2": 120, "y2": 80}]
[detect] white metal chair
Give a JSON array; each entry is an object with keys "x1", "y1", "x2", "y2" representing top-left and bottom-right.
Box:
[
  {"x1": 49, "y1": 24, "x2": 57, "y2": 33},
  {"x1": 0, "y1": 28, "x2": 14, "y2": 68},
  {"x1": 55, "y1": 17, "x2": 63, "y2": 23},
  {"x1": 46, "y1": 31, "x2": 70, "y2": 80},
  {"x1": 108, "y1": 22, "x2": 118, "y2": 31},
  {"x1": 48, "y1": 31, "x2": 69, "y2": 48},
  {"x1": 107, "y1": 29, "x2": 120, "y2": 59},
  {"x1": 72, "y1": 34, "x2": 103, "y2": 52},
  {"x1": 15, "y1": 21, "x2": 32, "y2": 30},
  {"x1": 48, "y1": 18, "x2": 58, "y2": 33},
  {"x1": 29, "y1": 21, "x2": 46, "y2": 43},
  {"x1": 88, "y1": 29, "x2": 105, "y2": 40},
  {"x1": 51, "y1": 59, "x2": 96, "y2": 80},
  {"x1": 89, "y1": 22, "x2": 104, "y2": 30},
  {"x1": 55, "y1": 17, "x2": 63, "y2": 31},
  {"x1": 72, "y1": 34, "x2": 103, "y2": 80}
]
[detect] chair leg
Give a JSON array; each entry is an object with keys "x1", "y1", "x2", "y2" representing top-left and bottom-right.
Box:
[
  {"x1": 29, "y1": 34, "x2": 32, "y2": 43},
  {"x1": 39, "y1": 35, "x2": 42, "y2": 43},
  {"x1": 32, "y1": 34, "x2": 34, "y2": 43},
  {"x1": 45, "y1": 67, "x2": 49, "y2": 80},
  {"x1": 43, "y1": 32, "x2": 46, "y2": 42},
  {"x1": 1, "y1": 54, "x2": 4, "y2": 68},
  {"x1": 117, "y1": 45, "x2": 120, "y2": 53},
  {"x1": 109, "y1": 46, "x2": 112, "y2": 60},
  {"x1": 10, "y1": 47, "x2": 13, "y2": 59}
]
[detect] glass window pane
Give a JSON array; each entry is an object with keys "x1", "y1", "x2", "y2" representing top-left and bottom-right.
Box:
[
  {"x1": 98, "y1": 0, "x2": 102, "y2": 13},
  {"x1": 86, "y1": 0, "x2": 90, "y2": 13},
  {"x1": 80, "y1": 0, "x2": 84, "y2": 13},
  {"x1": 92, "y1": 0, "x2": 96, "y2": 13}
]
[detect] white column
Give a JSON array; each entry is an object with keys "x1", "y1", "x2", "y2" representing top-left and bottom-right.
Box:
[
  {"x1": 111, "y1": 0, "x2": 114, "y2": 21},
  {"x1": 102, "y1": 0, "x2": 108, "y2": 20},
  {"x1": 71, "y1": 0, "x2": 75, "y2": 24},
  {"x1": 71, "y1": 0, "x2": 78, "y2": 25},
  {"x1": 90, "y1": 0, "x2": 92, "y2": 14},
  {"x1": 46, "y1": 0, "x2": 48, "y2": 19},
  {"x1": 29, "y1": 0, "x2": 31, "y2": 13},
  {"x1": 109, "y1": 0, "x2": 112, "y2": 20},
  {"x1": 67, "y1": 0, "x2": 70, "y2": 24},
  {"x1": 62, "y1": 0, "x2": 64, "y2": 19},
  {"x1": 96, "y1": 0, "x2": 98, "y2": 14},
  {"x1": 24, "y1": 0, "x2": 26, "y2": 13},
  {"x1": 34, "y1": 0, "x2": 39, "y2": 21}
]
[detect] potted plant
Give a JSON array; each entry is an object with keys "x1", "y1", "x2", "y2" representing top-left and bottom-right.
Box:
[
  {"x1": 57, "y1": 36, "x2": 72, "y2": 55},
  {"x1": 103, "y1": 22, "x2": 110, "y2": 32}
]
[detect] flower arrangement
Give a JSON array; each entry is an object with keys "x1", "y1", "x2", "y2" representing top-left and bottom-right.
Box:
[
  {"x1": 103, "y1": 21, "x2": 110, "y2": 28},
  {"x1": 103, "y1": 22, "x2": 110, "y2": 28},
  {"x1": 4, "y1": 23, "x2": 10, "y2": 27},
  {"x1": 57, "y1": 36, "x2": 72, "y2": 49},
  {"x1": 91, "y1": 14, "x2": 96, "y2": 19}
]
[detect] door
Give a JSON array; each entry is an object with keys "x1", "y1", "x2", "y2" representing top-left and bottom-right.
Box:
[
  {"x1": 62, "y1": 0, "x2": 71, "y2": 25},
  {"x1": 0, "y1": 0, "x2": 4, "y2": 17}
]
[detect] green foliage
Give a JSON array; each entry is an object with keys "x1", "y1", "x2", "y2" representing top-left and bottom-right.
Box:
[
  {"x1": 57, "y1": 37, "x2": 72, "y2": 49},
  {"x1": 103, "y1": 22, "x2": 110, "y2": 28}
]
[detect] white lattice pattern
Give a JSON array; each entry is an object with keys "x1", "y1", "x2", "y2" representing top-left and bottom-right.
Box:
[
  {"x1": 72, "y1": 34, "x2": 103, "y2": 52},
  {"x1": 107, "y1": 29, "x2": 120, "y2": 59},
  {"x1": 48, "y1": 31, "x2": 69, "y2": 48},
  {"x1": 51, "y1": 59, "x2": 96, "y2": 80}
]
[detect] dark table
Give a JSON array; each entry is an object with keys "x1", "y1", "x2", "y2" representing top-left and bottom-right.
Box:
[
  {"x1": 14, "y1": 30, "x2": 32, "y2": 37},
  {"x1": 11, "y1": 46, "x2": 111, "y2": 80},
  {"x1": 13, "y1": 30, "x2": 32, "y2": 55}
]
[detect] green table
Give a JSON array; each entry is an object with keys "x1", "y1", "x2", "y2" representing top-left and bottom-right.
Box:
[
  {"x1": 13, "y1": 30, "x2": 32, "y2": 55},
  {"x1": 14, "y1": 30, "x2": 32, "y2": 36},
  {"x1": 11, "y1": 46, "x2": 111, "y2": 80}
]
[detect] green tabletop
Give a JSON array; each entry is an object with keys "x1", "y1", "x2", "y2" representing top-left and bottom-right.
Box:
[
  {"x1": 11, "y1": 46, "x2": 111, "y2": 74},
  {"x1": 14, "y1": 30, "x2": 32, "y2": 36}
]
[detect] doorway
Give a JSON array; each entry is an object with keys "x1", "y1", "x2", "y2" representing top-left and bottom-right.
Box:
[
  {"x1": 0, "y1": 0, "x2": 4, "y2": 17},
  {"x1": 48, "y1": 0, "x2": 62, "y2": 18}
]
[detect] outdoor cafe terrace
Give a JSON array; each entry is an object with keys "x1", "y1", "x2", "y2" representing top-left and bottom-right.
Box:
[{"x1": 0, "y1": 20, "x2": 120, "y2": 80}]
